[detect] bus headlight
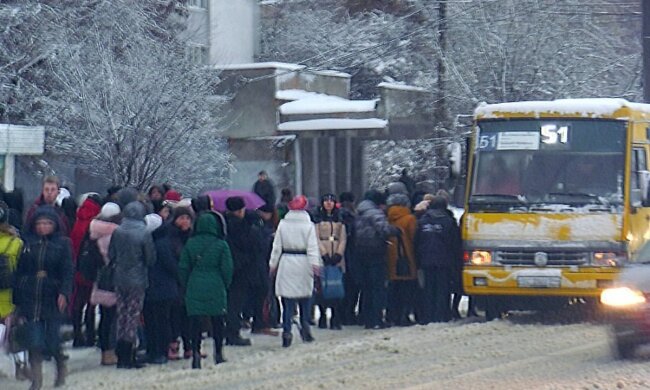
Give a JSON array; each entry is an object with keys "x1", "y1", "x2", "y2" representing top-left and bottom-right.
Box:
[
  {"x1": 600, "y1": 287, "x2": 646, "y2": 307},
  {"x1": 470, "y1": 250, "x2": 492, "y2": 265}
]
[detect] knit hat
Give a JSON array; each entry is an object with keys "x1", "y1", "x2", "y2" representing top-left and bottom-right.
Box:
[
  {"x1": 387, "y1": 193, "x2": 411, "y2": 208},
  {"x1": 225, "y1": 196, "x2": 246, "y2": 212},
  {"x1": 288, "y1": 195, "x2": 308, "y2": 211},
  {"x1": 99, "y1": 202, "x2": 121, "y2": 219},
  {"x1": 387, "y1": 182, "x2": 408, "y2": 196},
  {"x1": 164, "y1": 190, "x2": 182, "y2": 202},
  {"x1": 364, "y1": 189, "x2": 386, "y2": 206},
  {"x1": 172, "y1": 206, "x2": 194, "y2": 222},
  {"x1": 144, "y1": 213, "x2": 163, "y2": 232}
]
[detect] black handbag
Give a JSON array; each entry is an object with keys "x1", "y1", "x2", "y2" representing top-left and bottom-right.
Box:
[{"x1": 395, "y1": 235, "x2": 411, "y2": 277}]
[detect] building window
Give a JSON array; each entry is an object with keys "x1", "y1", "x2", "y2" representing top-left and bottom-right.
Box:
[
  {"x1": 188, "y1": 0, "x2": 207, "y2": 9},
  {"x1": 186, "y1": 45, "x2": 209, "y2": 65}
]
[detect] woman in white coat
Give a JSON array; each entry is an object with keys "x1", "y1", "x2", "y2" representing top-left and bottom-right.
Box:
[{"x1": 269, "y1": 195, "x2": 322, "y2": 347}]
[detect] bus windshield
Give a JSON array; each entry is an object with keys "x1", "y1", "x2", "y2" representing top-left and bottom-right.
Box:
[{"x1": 469, "y1": 119, "x2": 626, "y2": 210}]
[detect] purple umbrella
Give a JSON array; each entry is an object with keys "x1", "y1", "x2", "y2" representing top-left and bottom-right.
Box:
[{"x1": 203, "y1": 189, "x2": 266, "y2": 212}]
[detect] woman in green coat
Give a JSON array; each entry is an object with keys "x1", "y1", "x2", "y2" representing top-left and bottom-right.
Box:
[{"x1": 179, "y1": 213, "x2": 233, "y2": 369}]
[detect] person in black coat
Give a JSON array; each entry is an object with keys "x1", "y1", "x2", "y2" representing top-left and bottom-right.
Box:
[
  {"x1": 224, "y1": 197, "x2": 259, "y2": 346},
  {"x1": 252, "y1": 171, "x2": 276, "y2": 211},
  {"x1": 144, "y1": 217, "x2": 179, "y2": 364},
  {"x1": 414, "y1": 196, "x2": 461, "y2": 324},
  {"x1": 13, "y1": 206, "x2": 74, "y2": 389}
]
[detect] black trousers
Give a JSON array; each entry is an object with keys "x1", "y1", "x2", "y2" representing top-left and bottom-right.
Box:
[
  {"x1": 189, "y1": 315, "x2": 225, "y2": 353},
  {"x1": 341, "y1": 271, "x2": 362, "y2": 324},
  {"x1": 170, "y1": 299, "x2": 191, "y2": 350},
  {"x1": 72, "y1": 284, "x2": 95, "y2": 343},
  {"x1": 360, "y1": 263, "x2": 386, "y2": 328},
  {"x1": 386, "y1": 280, "x2": 416, "y2": 325},
  {"x1": 143, "y1": 299, "x2": 173, "y2": 359},
  {"x1": 98, "y1": 306, "x2": 116, "y2": 352},
  {"x1": 419, "y1": 267, "x2": 452, "y2": 324},
  {"x1": 226, "y1": 275, "x2": 249, "y2": 339},
  {"x1": 250, "y1": 284, "x2": 270, "y2": 332}
]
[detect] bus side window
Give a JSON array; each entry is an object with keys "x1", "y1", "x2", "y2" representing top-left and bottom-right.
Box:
[{"x1": 631, "y1": 148, "x2": 649, "y2": 206}]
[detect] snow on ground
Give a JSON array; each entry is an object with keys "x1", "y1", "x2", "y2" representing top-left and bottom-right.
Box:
[{"x1": 2, "y1": 307, "x2": 650, "y2": 389}]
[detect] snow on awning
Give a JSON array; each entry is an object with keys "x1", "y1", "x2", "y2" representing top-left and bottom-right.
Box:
[
  {"x1": 278, "y1": 90, "x2": 376, "y2": 115},
  {"x1": 475, "y1": 98, "x2": 650, "y2": 118},
  {"x1": 278, "y1": 118, "x2": 388, "y2": 132},
  {"x1": 214, "y1": 62, "x2": 305, "y2": 72},
  {"x1": 378, "y1": 82, "x2": 427, "y2": 92}
]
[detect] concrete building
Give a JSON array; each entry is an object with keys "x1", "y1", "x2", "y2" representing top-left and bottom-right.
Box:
[
  {"x1": 214, "y1": 63, "x2": 433, "y2": 199},
  {"x1": 183, "y1": 0, "x2": 260, "y2": 65}
]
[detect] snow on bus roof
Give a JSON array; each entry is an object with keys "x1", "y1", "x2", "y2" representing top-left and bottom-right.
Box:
[{"x1": 475, "y1": 98, "x2": 650, "y2": 118}]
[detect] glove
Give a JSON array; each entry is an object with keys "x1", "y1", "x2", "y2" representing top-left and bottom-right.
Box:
[
  {"x1": 322, "y1": 254, "x2": 331, "y2": 265},
  {"x1": 331, "y1": 253, "x2": 343, "y2": 265}
]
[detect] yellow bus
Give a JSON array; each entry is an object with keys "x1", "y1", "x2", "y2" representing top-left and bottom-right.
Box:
[{"x1": 461, "y1": 99, "x2": 650, "y2": 319}]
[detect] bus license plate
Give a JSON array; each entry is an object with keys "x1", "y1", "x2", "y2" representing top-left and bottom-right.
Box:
[{"x1": 517, "y1": 276, "x2": 561, "y2": 288}]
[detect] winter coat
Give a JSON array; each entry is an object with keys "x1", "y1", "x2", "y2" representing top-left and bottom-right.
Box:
[
  {"x1": 89, "y1": 219, "x2": 119, "y2": 266},
  {"x1": 70, "y1": 198, "x2": 101, "y2": 287},
  {"x1": 386, "y1": 206, "x2": 417, "y2": 281},
  {"x1": 415, "y1": 209, "x2": 461, "y2": 269},
  {"x1": 109, "y1": 202, "x2": 156, "y2": 289},
  {"x1": 269, "y1": 210, "x2": 321, "y2": 298},
  {"x1": 179, "y1": 213, "x2": 233, "y2": 316},
  {"x1": 253, "y1": 179, "x2": 276, "y2": 210},
  {"x1": 146, "y1": 224, "x2": 179, "y2": 302},
  {"x1": 315, "y1": 210, "x2": 347, "y2": 272},
  {"x1": 0, "y1": 228, "x2": 23, "y2": 318},
  {"x1": 168, "y1": 224, "x2": 191, "y2": 261},
  {"x1": 226, "y1": 213, "x2": 262, "y2": 282},
  {"x1": 13, "y1": 207, "x2": 74, "y2": 321},
  {"x1": 354, "y1": 200, "x2": 399, "y2": 263}
]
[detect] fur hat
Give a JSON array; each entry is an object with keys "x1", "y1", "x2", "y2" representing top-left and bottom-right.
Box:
[
  {"x1": 387, "y1": 182, "x2": 408, "y2": 196},
  {"x1": 99, "y1": 202, "x2": 121, "y2": 219},
  {"x1": 172, "y1": 206, "x2": 194, "y2": 222},
  {"x1": 225, "y1": 196, "x2": 246, "y2": 212},
  {"x1": 387, "y1": 193, "x2": 411, "y2": 208},
  {"x1": 288, "y1": 195, "x2": 308, "y2": 211}
]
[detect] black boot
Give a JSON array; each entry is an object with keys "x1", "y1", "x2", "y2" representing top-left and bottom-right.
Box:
[
  {"x1": 225, "y1": 335, "x2": 251, "y2": 346},
  {"x1": 116, "y1": 341, "x2": 130, "y2": 369},
  {"x1": 300, "y1": 326, "x2": 315, "y2": 343},
  {"x1": 192, "y1": 348, "x2": 201, "y2": 369},
  {"x1": 130, "y1": 345, "x2": 146, "y2": 369},
  {"x1": 282, "y1": 332, "x2": 292, "y2": 348},
  {"x1": 214, "y1": 338, "x2": 226, "y2": 364}
]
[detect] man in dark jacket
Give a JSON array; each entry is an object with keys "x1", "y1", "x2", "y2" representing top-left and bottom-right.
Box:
[
  {"x1": 24, "y1": 176, "x2": 71, "y2": 235},
  {"x1": 224, "y1": 196, "x2": 258, "y2": 346},
  {"x1": 338, "y1": 192, "x2": 361, "y2": 325},
  {"x1": 109, "y1": 201, "x2": 156, "y2": 369},
  {"x1": 354, "y1": 190, "x2": 400, "y2": 329},
  {"x1": 252, "y1": 171, "x2": 276, "y2": 210},
  {"x1": 415, "y1": 196, "x2": 461, "y2": 324}
]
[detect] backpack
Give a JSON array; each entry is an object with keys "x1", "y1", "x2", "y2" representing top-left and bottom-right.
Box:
[
  {"x1": 77, "y1": 232, "x2": 103, "y2": 282},
  {"x1": 0, "y1": 238, "x2": 17, "y2": 289}
]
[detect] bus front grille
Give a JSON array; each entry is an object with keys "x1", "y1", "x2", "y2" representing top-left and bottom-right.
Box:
[{"x1": 495, "y1": 250, "x2": 589, "y2": 266}]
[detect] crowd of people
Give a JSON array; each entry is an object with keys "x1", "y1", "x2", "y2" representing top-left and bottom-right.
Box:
[{"x1": 0, "y1": 170, "x2": 468, "y2": 389}]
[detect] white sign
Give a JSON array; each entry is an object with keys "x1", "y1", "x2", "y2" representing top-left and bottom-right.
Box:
[{"x1": 497, "y1": 132, "x2": 540, "y2": 150}]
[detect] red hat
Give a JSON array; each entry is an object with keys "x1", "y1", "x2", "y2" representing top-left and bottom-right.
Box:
[
  {"x1": 164, "y1": 190, "x2": 182, "y2": 202},
  {"x1": 288, "y1": 195, "x2": 308, "y2": 211}
]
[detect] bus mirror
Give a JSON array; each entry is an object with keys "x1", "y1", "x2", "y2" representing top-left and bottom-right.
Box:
[{"x1": 448, "y1": 142, "x2": 462, "y2": 178}]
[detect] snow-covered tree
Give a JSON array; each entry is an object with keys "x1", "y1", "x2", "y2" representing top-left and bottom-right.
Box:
[{"x1": 0, "y1": 0, "x2": 231, "y2": 193}]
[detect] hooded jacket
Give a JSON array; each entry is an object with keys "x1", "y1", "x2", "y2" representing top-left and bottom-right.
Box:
[
  {"x1": 354, "y1": 200, "x2": 399, "y2": 261},
  {"x1": 13, "y1": 206, "x2": 74, "y2": 321},
  {"x1": 179, "y1": 213, "x2": 233, "y2": 316},
  {"x1": 109, "y1": 202, "x2": 156, "y2": 289},
  {"x1": 146, "y1": 224, "x2": 179, "y2": 302},
  {"x1": 386, "y1": 205, "x2": 417, "y2": 281},
  {"x1": 0, "y1": 226, "x2": 23, "y2": 318}
]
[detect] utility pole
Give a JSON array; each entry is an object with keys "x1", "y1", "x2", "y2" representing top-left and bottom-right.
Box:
[
  {"x1": 641, "y1": 0, "x2": 650, "y2": 103},
  {"x1": 436, "y1": 0, "x2": 450, "y2": 126}
]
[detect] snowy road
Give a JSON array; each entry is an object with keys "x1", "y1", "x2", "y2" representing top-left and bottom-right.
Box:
[{"x1": 2, "y1": 310, "x2": 650, "y2": 390}]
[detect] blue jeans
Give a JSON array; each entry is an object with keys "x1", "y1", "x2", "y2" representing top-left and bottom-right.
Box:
[{"x1": 281, "y1": 297, "x2": 310, "y2": 334}]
